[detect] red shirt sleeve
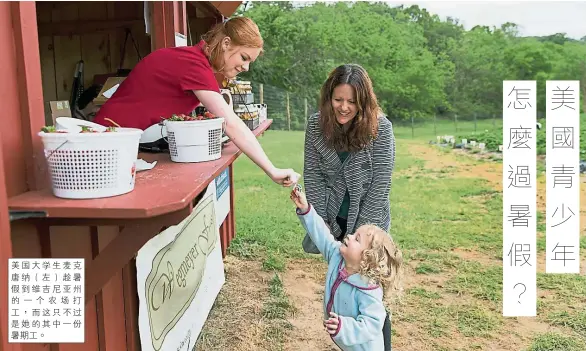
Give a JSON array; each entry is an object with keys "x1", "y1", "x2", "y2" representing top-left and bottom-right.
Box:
[{"x1": 178, "y1": 42, "x2": 220, "y2": 93}]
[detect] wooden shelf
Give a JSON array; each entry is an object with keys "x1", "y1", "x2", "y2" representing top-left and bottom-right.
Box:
[{"x1": 8, "y1": 120, "x2": 272, "y2": 219}]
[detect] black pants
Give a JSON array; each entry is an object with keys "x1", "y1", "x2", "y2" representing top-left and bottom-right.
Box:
[
  {"x1": 383, "y1": 311, "x2": 392, "y2": 350},
  {"x1": 335, "y1": 216, "x2": 348, "y2": 239},
  {"x1": 336, "y1": 216, "x2": 392, "y2": 350}
]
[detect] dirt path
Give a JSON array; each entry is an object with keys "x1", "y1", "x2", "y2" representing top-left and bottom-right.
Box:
[
  {"x1": 195, "y1": 256, "x2": 275, "y2": 351},
  {"x1": 281, "y1": 259, "x2": 338, "y2": 351}
]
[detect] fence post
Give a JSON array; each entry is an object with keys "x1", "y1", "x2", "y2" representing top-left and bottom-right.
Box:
[
  {"x1": 434, "y1": 114, "x2": 437, "y2": 137},
  {"x1": 493, "y1": 113, "x2": 496, "y2": 129},
  {"x1": 474, "y1": 113, "x2": 477, "y2": 133},
  {"x1": 304, "y1": 98, "x2": 308, "y2": 118},
  {"x1": 259, "y1": 84, "x2": 264, "y2": 104},
  {"x1": 286, "y1": 92, "x2": 291, "y2": 131},
  {"x1": 454, "y1": 113, "x2": 458, "y2": 133},
  {"x1": 411, "y1": 116, "x2": 414, "y2": 138}
]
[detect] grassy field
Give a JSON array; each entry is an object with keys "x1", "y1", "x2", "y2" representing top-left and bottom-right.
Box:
[
  {"x1": 194, "y1": 124, "x2": 585, "y2": 351},
  {"x1": 391, "y1": 117, "x2": 503, "y2": 140}
]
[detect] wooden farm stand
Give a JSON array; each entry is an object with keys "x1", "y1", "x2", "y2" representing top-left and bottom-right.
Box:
[{"x1": 0, "y1": 2, "x2": 270, "y2": 350}]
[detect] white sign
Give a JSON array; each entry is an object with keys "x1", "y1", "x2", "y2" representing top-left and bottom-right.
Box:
[
  {"x1": 175, "y1": 32, "x2": 187, "y2": 47},
  {"x1": 545, "y1": 80, "x2": 580, "y2": 274},
  {"x1": 8, "y1": 259, "x2": 85, "y2": 343},
  {"x1": 136, "y1": 193, "x2": 225, "y2": 351},
  {"x1": 502, "y1": 80, "x2": 537, "y2": 317}
]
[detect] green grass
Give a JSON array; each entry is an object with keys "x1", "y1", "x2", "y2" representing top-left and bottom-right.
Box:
[
  {"x1": 446, "y1": 261, "x2": 503, "y2": 303},
  {"x1": 219, "y1": 129, "x2": 586, "y2": 350},
  {"x1": 526, "y1": 332, "x2": 586, "y2": 351},
  {"x1": 262, "y1": 274, "x2": 295, "y2": 345}
]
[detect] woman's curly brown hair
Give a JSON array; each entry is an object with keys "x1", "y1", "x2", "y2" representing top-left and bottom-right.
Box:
[
  {"x1": 357, "y1": 225, "x2": 403, "y2": 296},
  {"x1": 319, "y1": 64, "x2": 382, "y2": 152}
]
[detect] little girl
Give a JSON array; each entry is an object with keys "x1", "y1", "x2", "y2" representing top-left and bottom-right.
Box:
[{"x1": 290, "y1": 186, "x2": 402, "y2": 351}]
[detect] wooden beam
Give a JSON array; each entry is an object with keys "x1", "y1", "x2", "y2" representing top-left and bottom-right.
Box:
[
  {"x1": 10, "y1": 1, "x2": 48, "y2": 192},
  {"x1": 0, "y1": 102, "x2": 22, "y2": 350},
  {"x1": 0, "y1": 7, "x2": 21, "y2": 349},
  {"x1": 151, "y1": 2, "x2": 167, "y2": 50},
  {"x1": 178, "y1": 1, "x2": 187, "y2": 35},
  {"x1": 190, "y1": 1, "x2": 225, "y2": 20},
  {"x1": 38, "y1": 19, "x2": 144, "y2": 36},
  {"x1": 163, "y1": 1, "x2": 175, "y2": 47}
]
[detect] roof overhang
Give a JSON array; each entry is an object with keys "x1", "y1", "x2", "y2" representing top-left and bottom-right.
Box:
[{"x1": 207, "y1": 1, "x2": 243, "y2": 18}]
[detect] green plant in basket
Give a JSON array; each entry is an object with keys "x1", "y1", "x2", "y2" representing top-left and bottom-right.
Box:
[
  {"x1": 40, "y1": 126, "x2": 65, "y2": 133},
  {"x1": 164, "y1": 112, "x2": 218, "y2": 121}
]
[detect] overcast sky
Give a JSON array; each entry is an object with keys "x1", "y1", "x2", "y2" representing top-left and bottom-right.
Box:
[
  {"x1": 287, "y1": 1, "x2": 586, "y2": 39},
  {"x1": 388, "y1": 1, "x2": 586, "y2": 39}
]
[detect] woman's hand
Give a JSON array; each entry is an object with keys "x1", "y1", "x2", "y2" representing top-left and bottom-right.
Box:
[
  {"x1": 269, "y1": 167, "x2": 300, "y2": 187},
  {"x1": 194, "y1": 90, "x2": 301, "y2": 188},
  {"x1": 290, "y1": 185, "x2": 309, "y2": 213}
]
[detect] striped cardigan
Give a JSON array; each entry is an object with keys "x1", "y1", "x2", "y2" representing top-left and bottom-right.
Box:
[{"x1": 302, "y1": 112, "x2": 396, "y2": 254}]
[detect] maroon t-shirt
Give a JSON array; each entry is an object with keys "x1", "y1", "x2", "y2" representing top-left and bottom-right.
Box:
[{"x1": 93, "y1": 40, "x2": 220, "y2": 130}]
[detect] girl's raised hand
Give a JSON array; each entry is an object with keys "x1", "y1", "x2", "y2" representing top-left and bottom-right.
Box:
[{"x1": 290, "y1": 184, "x2": 309, "y2": 213}]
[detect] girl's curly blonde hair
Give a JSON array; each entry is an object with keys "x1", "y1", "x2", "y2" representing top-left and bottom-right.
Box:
[{"x1": 357, "y1": 225, "x2": 403, "y2": 295}]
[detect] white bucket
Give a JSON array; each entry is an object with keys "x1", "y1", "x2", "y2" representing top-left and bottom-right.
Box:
[
  {"x1": 39, "y1": 128, "x2": 143, "y2": 199},
  {"x1": 164, "y1": 118, "x2": 225, "y2": 163}
]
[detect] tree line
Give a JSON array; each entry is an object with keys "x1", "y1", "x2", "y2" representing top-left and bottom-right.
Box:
[{"x1": 236, "y1": 1, "x2": 586, "y2": 121}]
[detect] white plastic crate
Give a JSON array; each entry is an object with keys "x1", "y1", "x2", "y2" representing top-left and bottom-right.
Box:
[
  {"x1": 39, "y1": 128, "x2": 143, "y2": 199},
  {"x1": 232, "y1": 93, "x2": 254, "y2": 104},
  {"x1": 255, "y1": 103, "x2": 267, "y2": 123},
  {"x1": 164, "y1": 118, "x2": 225, "y2": 163}
]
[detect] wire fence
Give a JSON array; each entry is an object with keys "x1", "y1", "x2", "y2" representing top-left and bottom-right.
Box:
[
  {"x1": 249, "y1": 81, "x2": 546, "y2": 139},
  {"x1": 250, "y1": 81, "x2": 318, "y2": 131}
]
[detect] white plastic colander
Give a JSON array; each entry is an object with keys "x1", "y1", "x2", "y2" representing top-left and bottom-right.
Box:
[
  {"x1": 39, "y1": 128, "x2": 143, "y2": 199},
  {"x1": 163, "y1": 118, "x2": 225, "y2": 163}
]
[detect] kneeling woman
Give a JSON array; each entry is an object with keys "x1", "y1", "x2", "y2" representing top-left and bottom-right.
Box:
[{"x1": 302, "y1": 64, "x2": 396, "y2": 350}]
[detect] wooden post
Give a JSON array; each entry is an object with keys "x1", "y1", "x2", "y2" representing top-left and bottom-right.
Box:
[
  {"x1": 411, "y1": 115, "x2": 414, "y2": 138},
  {"x1": 474, "y1": 113, "x2": 477, "y2": 133},
  {"x1": 304, "y1": 97, "x2": 308, "y2": 118},
  {"x1": 10, "y1": 1, "x2": 48, "y2": 192},
  {"x1": 286, "y1": 92, "x2": 291, "y2": 131},
  {"x1": 1, "y1": 3, "x2": 36, "y2": 348},
  {"x1": 0, "y1": 128, "x2": 21, "y2": 351},
  {"x1": 454, "y1": 113, "x2": 458, "y2": 133},
  {"x1": 151, "y1": 1, "x2": 188, "y2": 50},
  {"x1": 259, "y1": 83, "x2": 264, "y2": 104},
  {"x1": 493, "y1": 113, "x2": 496, "y2": 129}
]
